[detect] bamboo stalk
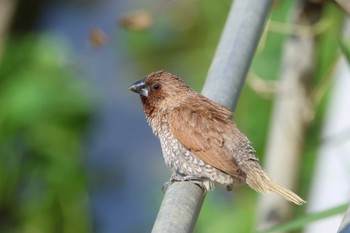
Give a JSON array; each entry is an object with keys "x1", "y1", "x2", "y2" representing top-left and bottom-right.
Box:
[{"x1": 256, "y1": 0, "x2": 323, "y2": 231}]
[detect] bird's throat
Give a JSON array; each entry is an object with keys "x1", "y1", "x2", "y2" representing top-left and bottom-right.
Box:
[
  {"x1": 141, "y1": 96, "x2": 155, "y2": 118},
  {"x1": 140, "y1": 95, "x2": 147, "y2": 105}
]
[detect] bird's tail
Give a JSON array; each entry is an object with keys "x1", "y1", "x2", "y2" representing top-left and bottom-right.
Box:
[{"x1": 240, "y1": 161, "x2": 306, "y2": 205}]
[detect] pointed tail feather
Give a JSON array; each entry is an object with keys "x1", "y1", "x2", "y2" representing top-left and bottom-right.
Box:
[{"x1": 241, "y1": 161, "x2": 306, "y2": 205}]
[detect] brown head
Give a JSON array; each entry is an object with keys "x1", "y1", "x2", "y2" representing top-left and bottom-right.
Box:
[{"x1": 129, "y1": 71, "x2": 192, "y2": 116}]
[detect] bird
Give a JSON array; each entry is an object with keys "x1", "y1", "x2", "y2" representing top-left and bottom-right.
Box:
[{"x1": 129, "y1": 70, "x2": 306, "y2": 205}]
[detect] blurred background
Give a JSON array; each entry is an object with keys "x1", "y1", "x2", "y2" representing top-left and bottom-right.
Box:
[{"x1": 0, "y1": 0, "x2": 349, "y2": 233}]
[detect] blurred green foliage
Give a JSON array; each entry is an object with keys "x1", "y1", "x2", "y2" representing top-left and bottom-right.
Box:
[
  {"x1": 0, "y1": 35, "x2": 92, "y2": 233},
  {"x1": 3, "y1": 0, "x2": 345, "y2": 232},
  {"x1": 314, "y1": 2, "x2": 343, "y2": 82},
  {"x1": 259, "y1": 203, "x2": 348, "y2": 233},
  {"x1": 339, "y1": 37, "x2": 350, "y2": 65}
]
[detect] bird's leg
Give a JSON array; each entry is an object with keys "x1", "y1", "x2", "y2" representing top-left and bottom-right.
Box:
[
  {"x1": 226, "y1": 184, "x2": 233, "y2": 191},
  {"x1": 162, "y1": 173, "x2": 212, "y2": 193}
]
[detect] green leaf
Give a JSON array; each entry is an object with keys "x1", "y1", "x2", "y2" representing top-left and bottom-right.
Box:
[
  {"x1": 257, "y1": 203, "x2": 348, "y2": 233},
  {"x1": 339, "y1": 39, "x2": 350, "y2": 65}
]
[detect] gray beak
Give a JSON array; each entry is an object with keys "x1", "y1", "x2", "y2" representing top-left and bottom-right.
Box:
[{"x1": 128, "y1": 79, "x2": 148, "y2": 97}]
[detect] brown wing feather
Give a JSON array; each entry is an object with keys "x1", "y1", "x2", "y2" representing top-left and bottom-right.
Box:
[{"x1": 168, "y1": 96, "x2": 244, "y2": 179}]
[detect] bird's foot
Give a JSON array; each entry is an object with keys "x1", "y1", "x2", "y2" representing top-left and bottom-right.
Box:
[{"x1": 162, "y1": 174, "x2": 212, "y2": 193}]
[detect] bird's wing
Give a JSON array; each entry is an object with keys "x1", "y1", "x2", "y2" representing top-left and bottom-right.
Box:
[{"x1": 168, "y1": 101, "x2": 245, "y2": 179}]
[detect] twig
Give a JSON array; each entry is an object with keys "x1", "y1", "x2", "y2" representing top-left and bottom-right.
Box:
[{"x1": 267, "y1": 18, "x2": 331, "y2": 37}]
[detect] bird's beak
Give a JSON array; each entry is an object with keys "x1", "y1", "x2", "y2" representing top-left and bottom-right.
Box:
[{"x1": 129, "y1": 79, "x2": 148, "y2": 97}]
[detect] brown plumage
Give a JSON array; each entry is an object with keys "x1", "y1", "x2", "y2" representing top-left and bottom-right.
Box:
[{"x1": 129, "y1": 70, "x2": 306, "y2": 205}]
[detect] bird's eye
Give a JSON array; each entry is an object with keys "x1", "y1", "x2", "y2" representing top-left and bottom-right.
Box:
[{"x1": 152, "y1": 83, "x2": 161, "y2": 91}]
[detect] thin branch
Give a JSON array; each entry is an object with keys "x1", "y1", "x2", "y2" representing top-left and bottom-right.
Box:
[{"x1": 267, "y1": 18, "x2": 331, "y2": 37}]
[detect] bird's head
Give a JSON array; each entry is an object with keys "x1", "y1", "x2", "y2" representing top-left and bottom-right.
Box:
[{"x1": 129, "y1": 71, "x2": 191, "y2": 114}]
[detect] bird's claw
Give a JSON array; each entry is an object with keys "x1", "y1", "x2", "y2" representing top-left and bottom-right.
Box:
[
  {"x1": 162, "y1": 180, "x2": 172, "y2": 193},
  {"x1": 162, "y1": 175, "x2": 210, "y2": 193}
]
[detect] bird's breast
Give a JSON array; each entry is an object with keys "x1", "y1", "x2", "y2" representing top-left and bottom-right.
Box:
[{"x1": 157, "y1": 126, "x2": 233, "y2": 186}]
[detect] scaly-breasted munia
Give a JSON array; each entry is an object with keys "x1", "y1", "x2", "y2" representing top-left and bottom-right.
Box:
[{"x1": 129, "y1": 71, "x2": 306, "y2": 205}]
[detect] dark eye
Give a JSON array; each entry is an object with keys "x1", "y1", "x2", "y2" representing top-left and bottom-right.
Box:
[{"x1": 152, "y1": 83, "x2": 161, "y2": 91}]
